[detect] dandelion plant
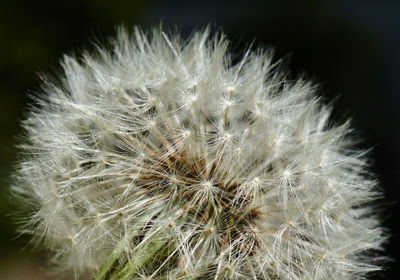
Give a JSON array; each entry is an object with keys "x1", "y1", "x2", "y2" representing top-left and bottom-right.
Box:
[{"x1": 12, "y1": 26, "x2": 386, "y2": 279}]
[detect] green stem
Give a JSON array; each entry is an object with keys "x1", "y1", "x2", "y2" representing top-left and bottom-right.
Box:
[
  {"x1": 93, "y1": 228, "x2": 140, "y2": 280},
  {"x1": 92, "y1": 208, "x2": 182, "y2": 280},
  {"x1": 108, "y1": 228, "x2": 167, "y2": 280},
  {"x1": 93, "y1": 244, "x2": 124, "y2": 280}
]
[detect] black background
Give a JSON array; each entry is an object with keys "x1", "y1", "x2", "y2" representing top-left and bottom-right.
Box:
[{"x1": 0, "y1": 0, "x2": 399, "y2": 279}]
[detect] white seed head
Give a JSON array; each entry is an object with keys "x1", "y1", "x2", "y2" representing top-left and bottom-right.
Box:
[{"x1": 12, "y1": 26, "x2": 386, "y2": 279}]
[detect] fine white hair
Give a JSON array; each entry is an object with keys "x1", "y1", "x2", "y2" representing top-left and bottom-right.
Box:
[{"x1": 12, "y1": 26, "x2": 386, "y2": 279}]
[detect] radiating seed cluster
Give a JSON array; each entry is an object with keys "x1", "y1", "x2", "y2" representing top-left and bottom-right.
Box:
[{"x1": 12, "y1": 27, "x2": 386, "y2": 279}]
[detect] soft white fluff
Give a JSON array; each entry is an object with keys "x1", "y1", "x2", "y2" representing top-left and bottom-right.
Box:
[{"x1": 13, "y1": 26, "x2": 385, "y2": 279}]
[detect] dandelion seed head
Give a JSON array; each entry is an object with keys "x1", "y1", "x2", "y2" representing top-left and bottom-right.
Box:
[{"x1": 12, "y1": 26, "x2": 386, "y2": 279}]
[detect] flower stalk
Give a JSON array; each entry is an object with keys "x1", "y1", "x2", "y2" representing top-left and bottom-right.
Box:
[{"x1": 108, "y1": 229, "x2": 167, "y2": 280}]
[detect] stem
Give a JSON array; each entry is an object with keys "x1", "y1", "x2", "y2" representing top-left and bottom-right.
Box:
[
  {"x1": 92, "y1": 208, "x2": 183, "y2": 280},
  {"x1": 108, "y1": 228, "x2": 167, "y2": 280},
  {"x1": 93, "y1": 245, "x2": 123, "y2": 280},
  {"x1": 93, "y1": 228, "x2": 141, "y2": 280}
]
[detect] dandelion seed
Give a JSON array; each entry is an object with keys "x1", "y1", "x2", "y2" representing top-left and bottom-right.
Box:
[{"x1": 12, "y1": 26, "x2": 386, "y2": 279}]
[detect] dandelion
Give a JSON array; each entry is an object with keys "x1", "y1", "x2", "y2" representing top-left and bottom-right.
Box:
[{"x1": 12, "y1": 26, "x2": 386, "y2": 279}]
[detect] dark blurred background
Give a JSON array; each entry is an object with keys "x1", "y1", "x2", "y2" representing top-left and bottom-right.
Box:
[{"x1": 1, "y1": 0, "x2": 399, "y2": 279}]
